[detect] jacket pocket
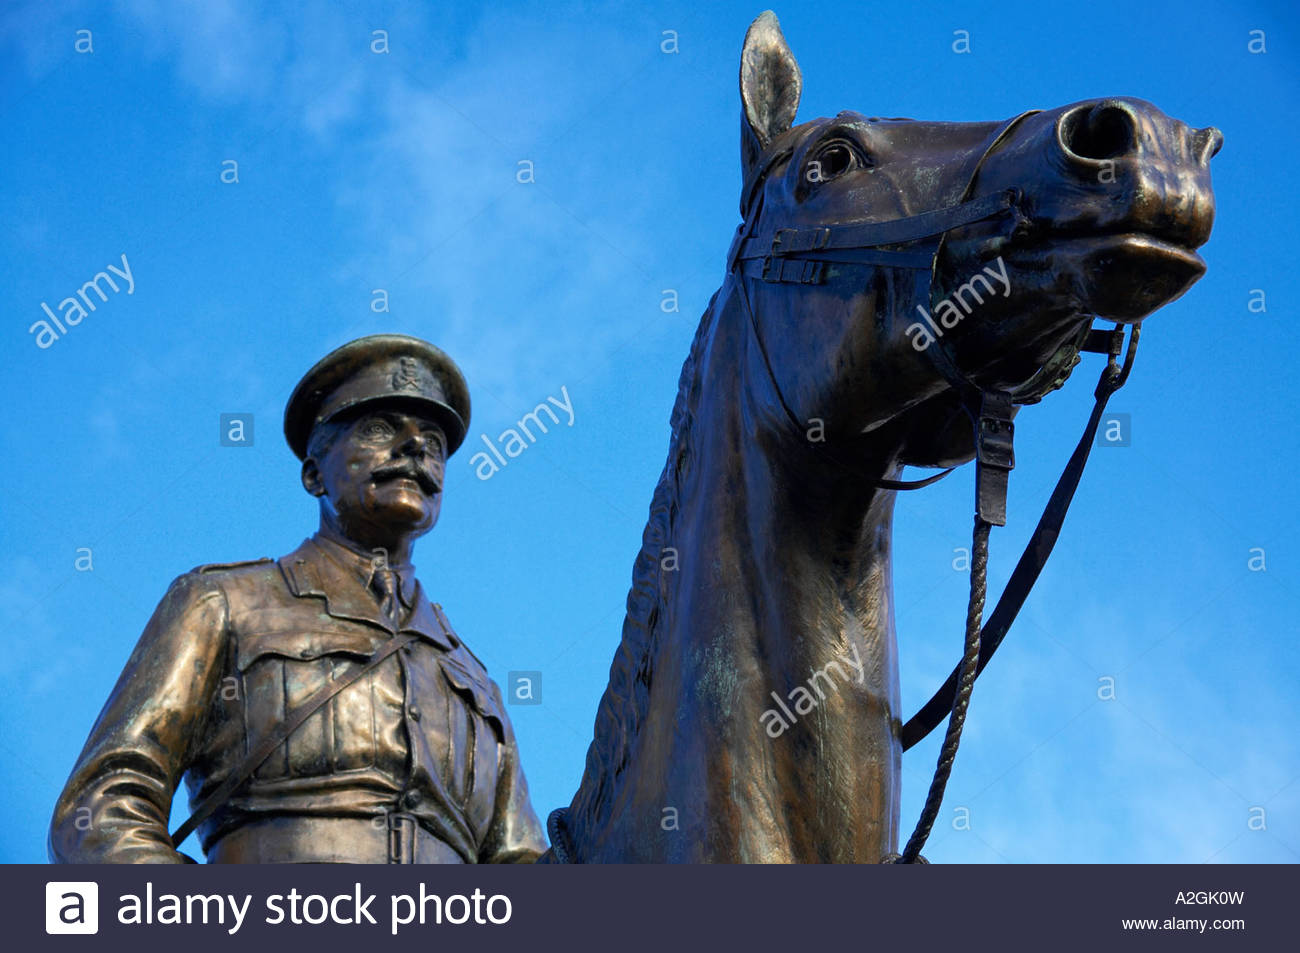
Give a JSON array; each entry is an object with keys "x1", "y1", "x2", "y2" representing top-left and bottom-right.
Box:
[
  {"x1": 439, "y1": 654, "x2": 506, "y2": 743},
  {"x1": 238, "y1": 628, "x2": 384, "y2": 779}
]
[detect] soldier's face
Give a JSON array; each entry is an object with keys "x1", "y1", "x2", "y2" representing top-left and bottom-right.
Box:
[{"x1": 311, "y1": 408, "x2": 446, "y2": 541}]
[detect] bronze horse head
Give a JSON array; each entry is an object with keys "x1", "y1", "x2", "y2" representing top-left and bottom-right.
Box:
[{"x1": 551, "y1": 11, "x2": 1219, "y2": 862}]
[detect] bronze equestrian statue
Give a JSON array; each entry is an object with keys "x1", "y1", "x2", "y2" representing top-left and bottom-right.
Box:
[
  {"x1": 50, "y1": 336, "x2": 548, "y2": 863},
  {"x1": 545, "y1": 11, "x2": 1220, "y2": 862},
  {"x1": 51, "y1": 10, "x2": 1219, "y2": 866}
]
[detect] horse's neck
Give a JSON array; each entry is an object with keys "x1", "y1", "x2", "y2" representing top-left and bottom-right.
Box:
[
  {"x1": 569, "y1": 283, "x2": 905, "y2": 862},
  {"x1": 671, "y1": 284, "x2": 899, "y2": 669},
  {"x1": 624, "y1": 287, "x2": 903, "y2": 861}
]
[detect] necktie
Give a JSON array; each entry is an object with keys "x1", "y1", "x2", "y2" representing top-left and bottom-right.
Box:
[{"x1": 370, "y1": 567, "x2": 403, "y2": 629}]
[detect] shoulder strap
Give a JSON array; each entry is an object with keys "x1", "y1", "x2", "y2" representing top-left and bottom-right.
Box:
[
  {"x1": 429, "y1": 602, "x2": 459, "y2": 646},
  {"x1": 433, "y1": 603, "x2": 497, "y2": 674},
  {"x1": 169, "y1": 631, "x2": 421, "y2": 849}
]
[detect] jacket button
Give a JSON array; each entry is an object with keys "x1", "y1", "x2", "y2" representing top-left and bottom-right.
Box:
[
  {"x1": 408, "y1": 706, "x2": 422, "y2": 722},
  {"x1": 299, "y1": 648, "x2": 313, "y2": 659},
  {"x1": 402, "y1": 790, "x2": 422, "y2": 810}
]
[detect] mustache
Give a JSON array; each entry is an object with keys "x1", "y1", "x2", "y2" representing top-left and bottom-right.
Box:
[{"x1": 371, "y1": 459, "x2": 442, "y2": 494}]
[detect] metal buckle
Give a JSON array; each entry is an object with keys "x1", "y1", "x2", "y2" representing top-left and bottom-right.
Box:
[
  {"x1": 760, "y1": 227, "x2": 793, "y2": 282},
  {"x1": 762, "y1": 228, "x2": 829, "y2": 284},
  {"x1": 975, "y1": 391, "x2": 1016, "y2": 527},
  {"x1": 387, "y1": 811, "x2": 418, "y2": 864}
]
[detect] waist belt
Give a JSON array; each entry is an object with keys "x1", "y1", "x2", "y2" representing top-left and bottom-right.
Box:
[{"x1": 207, "y1": 813, "x2": 465, "y2": 864}]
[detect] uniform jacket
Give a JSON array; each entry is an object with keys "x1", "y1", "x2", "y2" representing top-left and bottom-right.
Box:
[{"x1": 49, "y1": 536, "x2": 547, "y2": 864}]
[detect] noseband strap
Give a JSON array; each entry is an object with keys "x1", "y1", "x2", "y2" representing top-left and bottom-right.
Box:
[
  {"x1": 728, "y1": 187, "x2": 1020, "y2": 283},
  {"x1": 729, "y1": 109, "x2": 1142, "y2": 864}
]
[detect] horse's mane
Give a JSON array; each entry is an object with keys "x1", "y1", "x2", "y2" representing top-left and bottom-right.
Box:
[{"x1": 564, "y1": 288, "x2": 722, "y2": 848}]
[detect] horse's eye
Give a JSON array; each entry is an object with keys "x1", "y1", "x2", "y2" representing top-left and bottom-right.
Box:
[{"x1": 806, "y1": 140, "x2": 863, "y2": 184}]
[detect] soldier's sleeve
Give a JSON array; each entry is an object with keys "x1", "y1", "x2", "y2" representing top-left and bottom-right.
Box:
[
  {"x1": 478, "y1": 681, "x2": 549, "y2": 864},
  {"x1": 49, "y1": 572, "x2": 229, "y2": 863}
]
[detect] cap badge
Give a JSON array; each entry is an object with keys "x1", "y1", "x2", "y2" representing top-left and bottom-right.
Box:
[{"x1": 392, "y1": 356, "x2": 424, "y2": 393}]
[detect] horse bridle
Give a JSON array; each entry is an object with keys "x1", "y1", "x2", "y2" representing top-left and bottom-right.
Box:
[{"x1": 727, "y1": 110, "x2": 1141, "y2": 863}]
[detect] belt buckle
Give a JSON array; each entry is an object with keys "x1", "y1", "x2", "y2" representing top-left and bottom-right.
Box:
[
  {"x1": 387, "y1": 811, "x2": 418, "y2": 864},
  {"x1": 975, "y1": 391, "x2": 1016, "y2": 527}
]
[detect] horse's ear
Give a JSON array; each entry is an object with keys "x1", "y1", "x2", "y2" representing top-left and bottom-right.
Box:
[{"x1": 740, "y1": 11, "x2": 802, "y2": 177}]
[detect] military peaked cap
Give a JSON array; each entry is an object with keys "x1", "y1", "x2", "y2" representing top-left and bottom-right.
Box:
[{"x1": 284, "y1": 334, "x2": 471, "y2": 459}]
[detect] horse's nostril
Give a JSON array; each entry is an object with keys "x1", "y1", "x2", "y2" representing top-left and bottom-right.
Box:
[{"x1": 1059, "y1": 103, "x2": 1139, "y2": 162}]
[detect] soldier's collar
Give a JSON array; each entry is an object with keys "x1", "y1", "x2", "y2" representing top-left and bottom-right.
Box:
[
  {"x1": 279, "y1": 537, "x2": 456, "y2": 650},
  {"x1": 311, "y1": 532, "x2": 417, "y2": 606}
]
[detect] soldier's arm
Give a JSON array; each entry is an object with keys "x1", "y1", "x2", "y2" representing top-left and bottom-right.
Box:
[
  {"x1": 49, "y1": 572, "x2": 229, "y2": 863},
  {"x1": 479, "y1": 684, "x2": 549, "y2": 864}
]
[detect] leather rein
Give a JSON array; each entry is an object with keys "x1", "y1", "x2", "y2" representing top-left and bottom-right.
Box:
[{"x1": 727, "y1": 110, "x2": 1141, "y2": 862}]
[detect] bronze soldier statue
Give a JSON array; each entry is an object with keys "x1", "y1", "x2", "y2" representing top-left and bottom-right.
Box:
[{"x1": 50, "y1": 334, "x2": 548, "y2": 864}]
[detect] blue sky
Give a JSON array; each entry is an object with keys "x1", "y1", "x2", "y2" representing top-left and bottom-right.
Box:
[{"x1": 1, "y1": 0, "x2": 1296, "y2": 863}]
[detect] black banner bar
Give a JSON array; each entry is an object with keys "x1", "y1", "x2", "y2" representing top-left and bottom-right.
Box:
[{"x1": 11, "y1": 864, "x2": 1290, "y2": 951}]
